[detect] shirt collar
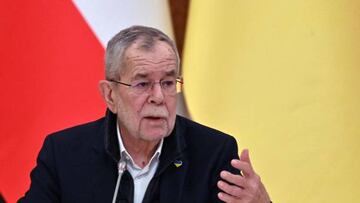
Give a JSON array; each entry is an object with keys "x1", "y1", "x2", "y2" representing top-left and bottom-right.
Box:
[
  {"x1": 102, "y1": 109, "x2": 187, "y2": 177},
  {"x1": 116, "y1": 122, "x2": 163, "y2": 167}
]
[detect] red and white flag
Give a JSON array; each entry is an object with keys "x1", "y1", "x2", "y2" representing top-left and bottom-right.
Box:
[{"x1": 0, "y1": 1, "x2": 173, "y2": 202}]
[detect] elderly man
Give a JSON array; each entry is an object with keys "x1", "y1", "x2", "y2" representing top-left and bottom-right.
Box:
[{"x1": 19, "y1": 26, "x2": 271, "y2": 203}]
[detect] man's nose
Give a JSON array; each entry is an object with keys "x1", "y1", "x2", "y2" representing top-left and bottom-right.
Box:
[{"x1": 147, "y1": 82, "x2": 164, "y2": 104}]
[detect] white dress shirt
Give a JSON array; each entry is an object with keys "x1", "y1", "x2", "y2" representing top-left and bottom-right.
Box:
[{"x1": 116, "y1": 124, "x2": 163, "y2": 203}]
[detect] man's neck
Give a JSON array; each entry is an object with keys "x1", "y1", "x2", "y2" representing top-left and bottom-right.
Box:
[{"x1": 120, "y1": 131, "x2": 160, "y2": 168}]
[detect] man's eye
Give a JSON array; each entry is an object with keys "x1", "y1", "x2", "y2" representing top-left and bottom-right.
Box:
[
  {"x1": 133, "y1": 82, "x2": 150, "y2": 89},
  {"x1": 162, "y1": 80, "x2": 175, "y2": 88}
]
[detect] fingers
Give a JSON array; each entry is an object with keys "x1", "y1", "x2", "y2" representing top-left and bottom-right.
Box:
[
  {"x1": 239, "y1": 149, "x2": 253, "y2": 170},
  {"x1": 219, "y1": 171, "x2": 246, "y2": 188},
  {"x1": 218, "y1": 191, "x2": 241, "y2": 203},
  {"x1": 230, "y1": 159, "x2": 254, "y2": 178},
  {"x1": 217, "y1": 180, "x2": 244, "y2": 197},
  {"x1": 217, "y1": 149, "x2": 271, "y2": 203}
]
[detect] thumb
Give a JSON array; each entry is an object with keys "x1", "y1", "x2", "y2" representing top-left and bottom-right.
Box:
[{"x1": 240, "y1": 149, "x2": 253, "y2": 169}]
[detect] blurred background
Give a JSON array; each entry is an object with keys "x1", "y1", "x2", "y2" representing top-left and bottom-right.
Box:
[{"x1": 1, "y1": 0, "x2": 360, "y2": 202}]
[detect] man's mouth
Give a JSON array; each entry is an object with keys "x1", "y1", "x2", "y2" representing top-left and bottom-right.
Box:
[
  {"x1": 143, "y1": 116, "x2": 168, "y2": 125},
  {"x1": 144, "y1": 116, "x2": 165, "y2": 120}
]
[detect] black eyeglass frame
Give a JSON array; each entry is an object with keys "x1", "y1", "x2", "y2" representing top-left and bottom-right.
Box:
[{"x1": 107, "y1": 76, "x2": 184, "y2": 94}]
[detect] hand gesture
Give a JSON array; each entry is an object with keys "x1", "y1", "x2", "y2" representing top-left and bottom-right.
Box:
[{"x1": 217, "y1": 149, "x2": 271, "y2": 203}]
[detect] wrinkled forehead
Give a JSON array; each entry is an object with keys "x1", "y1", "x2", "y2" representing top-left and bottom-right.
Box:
[
  {"x1": 120, "y1": 41, "x2": 178, "y2": 78},
  {"x1": 125, "y1": 39, "x2": 176, "y2": 59}
]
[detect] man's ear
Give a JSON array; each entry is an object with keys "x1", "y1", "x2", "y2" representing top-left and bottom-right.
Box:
[{"x1": 98, "y1": 80, "x2": 117, "y2": 113}]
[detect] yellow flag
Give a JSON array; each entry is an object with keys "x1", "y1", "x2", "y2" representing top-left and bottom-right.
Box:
[{"x1": 183, "y1": 1, "x2": 360, "y2": 202}]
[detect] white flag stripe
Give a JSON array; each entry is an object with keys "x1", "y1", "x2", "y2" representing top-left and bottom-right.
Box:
[{"x1": 72, "y1": 0, "x2": 174, "y2": 48}]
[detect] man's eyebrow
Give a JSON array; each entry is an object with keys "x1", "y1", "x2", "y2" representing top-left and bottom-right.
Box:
[
  {"x1": 131, "y1": 69, "x2": 177, "y2": 80},
  {"x1": 165, "y1": 69, "x2": 177, "y2": 76},
  {"x1": 133, "y1": 73, "x2": 148, "y2": 80}
]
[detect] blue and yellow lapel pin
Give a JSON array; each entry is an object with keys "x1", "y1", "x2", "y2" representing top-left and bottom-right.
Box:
[{"x1": 174, "y1": 160, "x2": 182, "y2": 168}]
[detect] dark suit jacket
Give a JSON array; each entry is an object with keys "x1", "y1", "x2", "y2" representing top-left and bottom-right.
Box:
[{"x1": 19, "y1": 110, "x2": 239, "y2": 203}]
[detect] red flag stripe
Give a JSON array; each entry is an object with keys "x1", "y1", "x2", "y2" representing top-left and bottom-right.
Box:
[{"x1": 0, "y1": 1, "x2": 105, "y2": 202}]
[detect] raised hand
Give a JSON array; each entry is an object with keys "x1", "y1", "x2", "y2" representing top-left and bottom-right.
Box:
[{"x1": 217, "y1": 149, "x2": 271, "y2": 203}]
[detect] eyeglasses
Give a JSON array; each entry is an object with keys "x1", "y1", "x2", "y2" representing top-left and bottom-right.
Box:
[{"x1": 108, "y1": 77, "x2": 183, "y2": 95}]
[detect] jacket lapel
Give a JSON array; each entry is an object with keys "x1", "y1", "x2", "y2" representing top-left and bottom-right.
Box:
[
  {"x1": 158, "y1": 155, "x2": 188, "y2": 203},
  {"x1": 90, "y1": 110, "x2": 120, "y2": 202},
  {"x1": 156, "y1": 117, "x2": 188, "y2": 203},
  {"x1": 89, "y1": 111, "x2": 189, "y2": 203}
]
